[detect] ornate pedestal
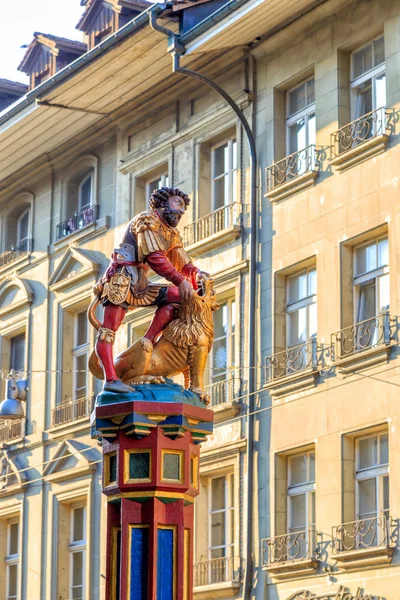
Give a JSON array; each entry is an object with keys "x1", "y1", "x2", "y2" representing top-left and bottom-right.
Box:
[{"x1": 92, "y1": 381, "x2": 214, "y2": 600}]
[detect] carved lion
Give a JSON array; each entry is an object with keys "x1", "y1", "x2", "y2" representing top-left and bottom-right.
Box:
[{"x1": 88, "y1": 276, "x2": 219, "y2": 401}]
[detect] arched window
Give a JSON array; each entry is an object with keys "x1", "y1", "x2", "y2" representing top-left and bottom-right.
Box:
[
  {"x1": 58, "y1": 157, "x2": 98, "y2": 240},
  {"x1": 0, "y1": 196, "x2": 33, "y2": 267}
]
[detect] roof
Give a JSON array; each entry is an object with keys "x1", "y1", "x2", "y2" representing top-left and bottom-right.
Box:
[
  {"x1": 18, "y1": 33, "x2": 87, "y2": 72},
  {"x1": 76, "y1": 0, "x2": 151, "y2": 30},
  {"x1": 0, "y1": 79, "x2": 28, "y2": 96}
]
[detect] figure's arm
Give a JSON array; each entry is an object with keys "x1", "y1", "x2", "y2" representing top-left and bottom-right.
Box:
[{"x1": 147, "y1": 251, "x2": 194, "y2": 300}]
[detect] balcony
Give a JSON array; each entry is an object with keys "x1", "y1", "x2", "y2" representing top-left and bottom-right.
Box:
[
  {"x1": 330, "y1": 107, "x2": 395, "y2": 172},
  {"x1": 265, "y1": 339, "x2": 327, "y2": 397},
  {"x1": 261, "y1": 529, "x2": 319, "y2": 580},
  {"x1": 0, "y1": 239, "x2": 33, "y2": 269},
  {"x1": 205, "y1": 378, "x2": 240, "y2": 423},
  {"x1": 332, "y1": 516, "x2": 397, "y2": 569},
  {"x1": 0, "y1": 419, "x2": 25, "y2": 445},
  {"x1": 331, "y1": 313, "x2": 396, "y2": 373},
  {"x1": 265, "y1": 145, "x2": 321, "y2": 202},
  {"x1": 52, "y1": 395, "x2": 93, "y2": 427},
  {"x1": 56, "y1": 204, "x2": 99, "y2": 240},
  {"x1": 193, "y1": 556, "x2": 241, "y2": 598},
  {"x1": 183, "y1": 203, "x2": 242, "y2": 257}
]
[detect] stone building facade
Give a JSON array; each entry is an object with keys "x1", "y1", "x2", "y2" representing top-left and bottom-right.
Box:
[{"x1": 0, "y1": 0, "x2": 400, "y2": 599}]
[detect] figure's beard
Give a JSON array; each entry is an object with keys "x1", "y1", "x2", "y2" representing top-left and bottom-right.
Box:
[{"x1": 161, "y1": 206, "x2": 183, "y2": 227}]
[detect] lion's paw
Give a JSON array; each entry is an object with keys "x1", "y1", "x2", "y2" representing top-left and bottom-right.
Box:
[{"x1": 191, "y1": 387, "x2": 210, "y2": 405}]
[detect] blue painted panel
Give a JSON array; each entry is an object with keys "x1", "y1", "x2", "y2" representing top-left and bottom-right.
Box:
[
  {"x1": 157, "y1": 528, "x2": 174, "y2": 600},
  {"x1": 130, "y1": 527, "x2": 148, "y2": 600}
]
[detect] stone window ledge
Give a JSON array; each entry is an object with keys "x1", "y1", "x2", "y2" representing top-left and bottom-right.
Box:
[
  {"x1": 193, "y1": 581, "x2": 241, "y2": 599},
  {"x1": 49, "y1": 215, "x2": 110, "y2": 253},
  {"x1": 333, "y1": 343, "x2": 394, "y2": 376},
  {"x1": 48, "y1": 417, "x2": 91, "y2": 439},
  {"x1": 212, "y1": 400, "x2": 241, "y2": 424},
  {"x1": 264, "y1": 369, "x2": 318, "y2": 398},
  {"x1": 0, "y1": 253, "x2": 31, "y2": 275},
  {"x1": 334, "y1": 545, "x2": 394, "y2": 571},
  {"x1": 185, "y1": 225, "x2": 242, "y2": 258},
  {"x1": 330, "y1": 134, "x2": 389, "y2": 173},
  {"x1": 265, "y1": 558, "x2": 319, "y2": 581},
  {"x1": 266, "y1": 170, "x2": 318, "y2": 203}
]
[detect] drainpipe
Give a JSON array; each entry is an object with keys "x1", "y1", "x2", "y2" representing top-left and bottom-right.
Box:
[{"x1": 150, "y1": 12, "x2": 257, "y2": 599}]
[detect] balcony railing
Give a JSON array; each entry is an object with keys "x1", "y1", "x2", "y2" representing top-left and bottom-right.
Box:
[
  {"x1": 265, "y1": 339, "x2": 321, "y2": 382},
  {"x1": 205, "y1": 378, "x2": 237, "y2": 407},
  {"x1": 52, "y1": 395, "x2": 93, "y2": 426},
  {"x1": 0, "y1": 239, "x2": 33, "y2": 268},
  {"x1": 183, "y1": 202, "x2": 241, "y2": 246},
  {"x1": 56, "y1": 204, "x2": 98, "y2": 240},
  {"x1": 266, "y1": 144, "x2": 319, "y2": 192},
  {"x1": 262, "y1": 529, "x2": 318, "y2": 566},
  {"x1": 331, "y1": 313, "x2": 392, "y2": 360},
  {"x1": 0, "y1": 419, "x2": 24, "y2": 444},
  {"x1": 193, "y1": 556, "x2": 241, "y2": 587},
  {"x1": 332, "y1": 516, "x2": 396, "y2": 554},
  {"x1": 331, "y1": 107, "x2": 395, "y2": 158}
]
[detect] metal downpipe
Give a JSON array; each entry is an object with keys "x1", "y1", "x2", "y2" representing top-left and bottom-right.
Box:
[{"x1": 149, "y1": 12, "x2": 258, "y2": 598}]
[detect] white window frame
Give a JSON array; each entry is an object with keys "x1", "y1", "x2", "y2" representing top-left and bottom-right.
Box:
[
  {"x1": 353, "y1": 236, "x2": 389, "y2": 324},
  {"x1": 145, "y1": 172, "x2": 170, "y2": 204},
  {"x1": 69, "y1": 504, "x2": 86, "y2": 600},
  {"x1": 285, "y1": 77, "x2": 316, "y2": 156},
  {"x1": 350, "y1": 35, "x2": 385, "y2": 120},
  {"x1": 16, "y1": 208, "x2": 30, "y2": 247},
  {"x1": 211, "y1": 138, "x2": 238, "y2": 210},
  {"x1": 5, "y1": 519, "x2": 19, "y2": 600},
  {"x1": 287, "y1": 451, "x2": 315, "y2": 536},
  {"x1": 208, "y1": 473, "x2": 235, "y2": 561},
  {"x1": 72, "y1": 312, "x2": 90, "y2": 401},
  {"x1": 210, "y1": 297, "x2": 236, "y2": 385},
  {"x1": 286, "y1": 268, "x2": 317, "y2": 349},
  {"x1": 78, "y1": 173, "x2": 93, "y2": 212},
  {"x1": 355, "y1": 432, "x2": 389, "y2": 544}
]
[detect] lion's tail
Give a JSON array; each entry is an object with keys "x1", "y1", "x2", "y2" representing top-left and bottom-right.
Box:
[{"x1": 87, "y1": 296, "x2": 104, "y2": 380}]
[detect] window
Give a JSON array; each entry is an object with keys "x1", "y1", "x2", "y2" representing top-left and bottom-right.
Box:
[
  {"x1": 211, "y1": 139, "x2": 237, "y2": 210},
  {"x1": 69, "y1": 505, "x2": 86, "y2": 600},
  {"x1": 286, "y1": 268, "x2": 317, "y2": 349},
  {"x1": 286, "y1": 78, "x2": 315, "y2": 156},
  {"x1": 210, "y1": 299, "x2": 236, "y2": 386},
  {"x1": 72, "y1": 311, "x2": 90, "y2": 400},
  {"x1": 146, "y1": 172, "x2": 169, "y2": 201},
  {"x1": 2, "y1": 199, "x2": 32, "y2": 256},
  {"x1": 10, "y1": 335, "x2": 25, "y2": 373},
  {"x1": 208, "y1": 475, "x2": 234, "y2": 561},
  {"x1": 287, "y1": 451, "x2": 315, "y2": 556},
  {"x1": 355, "y1": 433, "x2": 389, "y2": 545},
  {"x1": 354, "y1": 237, "x2": 389, "y2": 323},
  {"x1": 351, "y1": 36, "x2": 385, "y2": 120},
  {"x1": 5, "y1": 520, "x2": 19, "y2": 600}
]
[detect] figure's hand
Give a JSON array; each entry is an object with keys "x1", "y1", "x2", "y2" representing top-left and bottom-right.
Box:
[{"x1": 178, "y1": 279, "x2": 194, "y2": 300}]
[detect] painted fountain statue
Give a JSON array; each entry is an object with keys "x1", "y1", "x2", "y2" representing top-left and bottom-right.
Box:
[{"x1": 89, "y1": 187, "x2": 217, "y2": 600}]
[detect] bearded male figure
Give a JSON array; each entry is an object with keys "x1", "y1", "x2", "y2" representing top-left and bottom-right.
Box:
[{"x1": 94, "y1": 187, "x2": 206, "y2": 393}]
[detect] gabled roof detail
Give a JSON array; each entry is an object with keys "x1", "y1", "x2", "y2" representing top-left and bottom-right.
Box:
[
  {"x1": 0, "y1": 79, "x2": 28, "y2": 96},
  {"x1": 48, "y1": 247, "x2": 102, "y2": 292},
  {"x1": 77, "y1": 0, "x2": 150, "y2": 30},
  {"x1": 18, "y1": 33, "x2": 87, "y2": 73},
  {"x1": 0, "y1": 450, "x2": 28, "y2": 494},
  {"x1": 43, "y1": 439, "x2": 100, "y2": 480}
]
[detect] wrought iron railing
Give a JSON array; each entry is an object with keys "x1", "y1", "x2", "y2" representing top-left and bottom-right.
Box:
[
  {"x1": 331, "y1": 313, "x2": 392, "y2": 360},
  {"x1": 266, "y1": 145, "x2": 319, "y2": 192},
  {"x1": 183, "y1": 202, "x2": 242, "y2": 246},
  {"x1": 56, "y1": 204, "x2": 98, "y2": 240},
  {"x1": 0, "y1": 239, "x2": 33, "y2": 268},
  {"x1": 332, "y1": 515, "x2": 396, "y2": 553},
  {"x1": 265, "y1": 339, "x2": 322, "y2": 382},
  {"x1": 262, "y1": 529, "x2": 318, "y2": 566},
  {"x1": 331, "y1": 107, "x2": 395, "y2": 158},
  {"x1": 52, "y1": 395, "x2": 93, "y2": 426},
  {"x1": 0, "y1": 419, "x2": 25, "y2": 444},
  {"x1": 193, "y1": 556, "x2": 241, "y2": 587},
  {"x1": 205, "y1": 378, "x2": 237, "y2": 407}
]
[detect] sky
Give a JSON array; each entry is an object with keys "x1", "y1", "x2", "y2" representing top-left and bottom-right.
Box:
[{"x1": 0, "y1": 0, "x2": 85, "y2": 84}]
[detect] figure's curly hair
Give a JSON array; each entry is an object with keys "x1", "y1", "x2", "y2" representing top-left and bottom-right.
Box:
[{"x1": 149, "y1": 187, "x2": 191, "y2": 209}]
